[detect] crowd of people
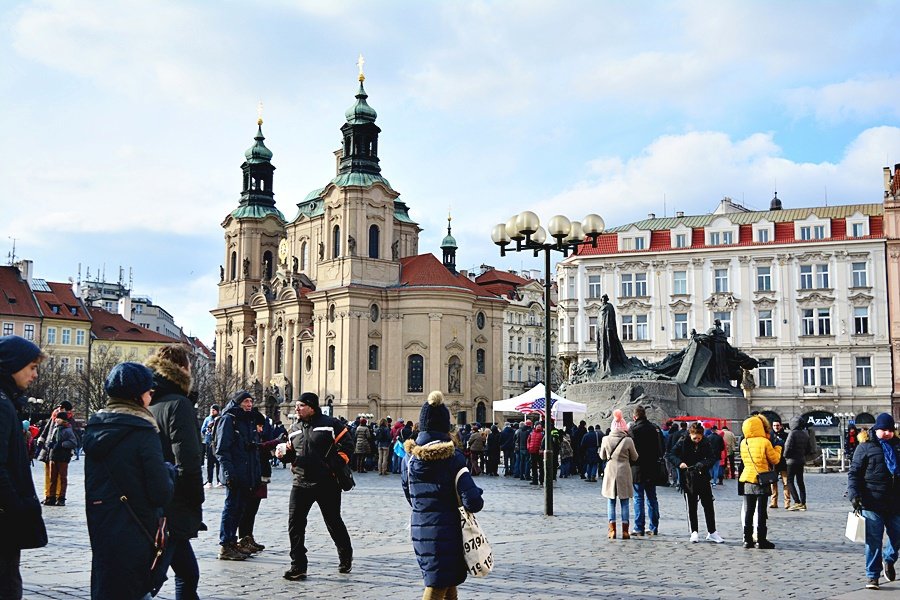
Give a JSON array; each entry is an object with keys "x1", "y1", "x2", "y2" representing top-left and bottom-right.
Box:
[{"x1": 1, "y1": 332, "x2": 899, "y2": 597}]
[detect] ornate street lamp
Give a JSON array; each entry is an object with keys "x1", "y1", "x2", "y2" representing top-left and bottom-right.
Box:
[{"x1": 491, "y1": 211, "x2": 605, "y2": 515}]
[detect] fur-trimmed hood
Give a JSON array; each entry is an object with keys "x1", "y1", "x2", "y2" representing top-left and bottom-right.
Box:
[
  {"x1": 405, "y1": 439, "x2": 456, "y2": 461},
  {"x1": 146, "y1": 354, "x2": 192, "y2": 396}
]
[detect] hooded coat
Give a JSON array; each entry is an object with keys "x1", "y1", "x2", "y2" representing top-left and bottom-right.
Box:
[
  {"x1": 146, "y1": 354, "x2": 204, "y2": 539},
  {"x1": 83, "y1": 408, "x2": 174, "y2": 600},
  {"x1": 214, "y1": 391, "x2": 260, "y2": 491},
  {"x1": 600, "y1": 429, "x2": 639, "y2": 499},
  {"x1": 402, "y1": 433, "x2": 484, "y2": 588},
  {"x1": 738, "y1": 415, "x2": 781, "y2": 486},
  {"x1": 783, "y1": 416, "x2": 816, "y2": 465},
  {"x1": 848, "y1": 435, "x2": 900, "y2": 515}
]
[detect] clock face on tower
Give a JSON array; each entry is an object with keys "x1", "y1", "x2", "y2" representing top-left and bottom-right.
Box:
[{"x1": 278, "y1": 239, "x2": 289, "y2": 264}]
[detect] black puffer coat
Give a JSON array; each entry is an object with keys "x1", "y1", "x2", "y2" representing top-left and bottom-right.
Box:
[
  {"x1": 147, "y1": 355, "x2": 204, "y2": 539},
  {"x1": 214, "y1": 392, "x2": 260, "y2": 491},
  {"x1": 631, "y1": 417, "x2": 663, "y2": 484},
  {"x1": 848, "y1": 437, "x2": 900, "y2": 515},
  {"x1": 84, "y1": 409, "x2": 174, "y2": 600}
]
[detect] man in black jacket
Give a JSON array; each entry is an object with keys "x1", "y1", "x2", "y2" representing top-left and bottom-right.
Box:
[
  {"x1": 0, "y1": 336, "x2": 47, "y2": 599},
  {"x1": 631, "y1": 406, "x2": 663, "y2": 536},
  {"x1": 278, "y1": 392, "x2": 354, "y2": 581},
  {"x1": 147, "y1": 344, "x2": 205, "y2": 596}
]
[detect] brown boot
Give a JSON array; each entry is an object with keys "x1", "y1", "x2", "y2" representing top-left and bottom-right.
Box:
[
  {"x1": 607, "y1": 522, "x2": 616, "y2": 539},
  {"x1": 621, "y1": 522, "x2": 631, "y2": 540}
]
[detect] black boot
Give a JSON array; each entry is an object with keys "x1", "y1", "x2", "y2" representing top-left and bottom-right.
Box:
[
  {"x1": 743, "y1": 526, "x2": 754, "y2": 549},
  {"x1": 42, "y1": 496, "x2": 56, "y2": 506},
  {"x1": 757, "y1": 527, "x2": 775, "y2": 549}
]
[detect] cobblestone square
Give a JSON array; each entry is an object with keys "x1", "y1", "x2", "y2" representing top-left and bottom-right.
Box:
[{"x1": 20, "y1": 461, "x2": 889, "y2": 600}]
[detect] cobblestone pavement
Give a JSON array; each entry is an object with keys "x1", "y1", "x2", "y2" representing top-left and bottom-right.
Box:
[{"x1": 20, "y1": 460, "x2": 893, "y2": 600}]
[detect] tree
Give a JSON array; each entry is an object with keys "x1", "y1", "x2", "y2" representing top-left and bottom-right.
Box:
[
  {"x1": 29, "y1": 347, "x2": 79, "y2": 420},
  {"x1": 78, "y1": 344, "x2": 139, "y2": 415},
  {"x1": 191, "y1": 362, "x2": 250, "y2": 420}
]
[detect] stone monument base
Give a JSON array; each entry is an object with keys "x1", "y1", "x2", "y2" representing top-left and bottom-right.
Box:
[{"x1": 563, "y1": 379, "x2": 749, "y2": 428}]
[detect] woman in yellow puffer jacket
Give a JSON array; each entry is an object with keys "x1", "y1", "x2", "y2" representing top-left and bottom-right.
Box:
[{"x1": 739, "y1": 414, "x2": 782, "y2": 549}]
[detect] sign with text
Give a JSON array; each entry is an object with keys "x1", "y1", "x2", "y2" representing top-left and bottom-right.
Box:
[{"x1": 800, "y1": 410, "x2": 836, "y2": 428}]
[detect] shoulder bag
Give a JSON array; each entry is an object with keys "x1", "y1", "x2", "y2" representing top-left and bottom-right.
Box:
[
  {"x1": 325, "y1": 427, "x2": 355, "y2": 491},
  {"x1": 455, "y1": 467, "x2": 493, "y2": 578},
  {"x1": 742, "y1": 439, "x2": 778, "y2": 487}
]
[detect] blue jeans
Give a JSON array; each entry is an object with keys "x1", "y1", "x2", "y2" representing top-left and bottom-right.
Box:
[
  {"x1": 862, "y1": 510, "x2": 900, "y2": 579},
  {"x1": 633, "y1": 483, "x2": 659, "y2": 533},
  {"x1": 518, "y1": 451, "x2": 531, "y2": 478},
  {"x1": 607, "y1": 498, "x2": 630, "y2": 523},
  {"x1": 153, "y1": 537, "x2": 199, "y2": 599},
  {"x1": 585, "y1": 462, "x2": 599, "y2": 479},
  {"x1": 709, "y1": 462, "x2": 723, "y2": 483},
  {"x1": 220, "y1": 485, "x2": 250, "y2": 545}
]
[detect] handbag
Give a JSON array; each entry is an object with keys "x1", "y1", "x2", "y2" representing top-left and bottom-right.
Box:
[
  {"x1": 325, "y1": 428, "x2": 355, "y2": 492},
  {"x1": 455, "y1": 467, "x2": 493, "y2": 578},
  {"x1": 845, "y1": 510, "x2": 866, "y2": 543},
  {"x1": 742, "y1": 439, "x2": 779, "y2": 487}
]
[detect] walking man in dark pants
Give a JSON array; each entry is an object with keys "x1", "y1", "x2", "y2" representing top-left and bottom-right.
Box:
[{"x1": 278, "y1": 392, "x2": 354, "y2": 581}]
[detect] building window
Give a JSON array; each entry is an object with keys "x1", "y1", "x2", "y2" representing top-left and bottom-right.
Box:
[
  {"x1": 813, "y1": 225, "x2": 826, "y2": 239},
  {"x1": 852, "y1": 262, "x2": 868, "y2": 287},
  {"x1": 635, "y1": 273, "x2": 647, "y2": 296},
  {"x1": 508, "y1": 337, "x2": 514, "y2": 352},
  {"x1": 758, "y1": 310, "x2": 773, "y2": 337},
  {"x1": 723, "y1": 231, "x2": 733, "y2": 244},
  {"x1": 634, "y1": 237, "x2": 645, "y2": 250},
  {"x1": 588, "y1": 317, "x2": 598, "y2": 342},
  {"x1": 567, "y1": 319, "x2": 575, "y2": 342},
  {"x1": 230, "y1": 251, "x2": 237, "y2": 280},
  {"x1": 621, "y1": 315, "x2": 634, "y2": 341},
  {"x1": 104, "y1": 301, "x2": 115, "y2": 312},
  {"x1": 817, "y1": 308, "x2": 831, "y2": 335},
  {"x1": 133, "y1": 304, "x2": 143, "y2": 315},
  {"x1": 756, "y1": 266, "x2": 771, "y2": 291},
  {"x1": 2, "y1": 323, "x2": 12, "y2": 336},
  {"x1": 799, "y1": 265, "x2": 813, "y2": 289},
  {"x1": 527, "y1": 337, "x2": 533, "y2": 353},
  {"x1": 517, "y1": 365, "x2": 523, "y2": 382},
  {"x1": 327, "y1": 345, "x2": 336, "y2": 370},
  {"x1": 369, "y1": 345, "x2": 379, "y2": 370},
  {"x1": 713, "y1": 312, "x2": 732, "y2": 337},
  {"x1": 758, "y1": 358, "x2": 775, "y2": 387},
  {"x1": 800, "y1": 226, "x2": 811, "y2": 241},
  {"x1": 674, "y1": 313, "x2": 688, "y2": 339},
  {"x1": 407, "y1": 354, "x2": 423, "y2": 392},
  {"x1": 508, "y1": 366, "x2": 514, "y2": 381},
  {"x1": 635, "y1": 314, "x2": 649, "y2": 340},
  {"x1": 47, "y1": 327, "x2": 57, "y2": 344},
  {"x1": 476, "y1": 349, "x2": 485, "y2": 374},
  {"x1": 802, "y1": 357, "x2": 816, "y2": 386},
  {"x1": 757, "y1": 229, "x2": 769, "y2": 243},
  {"x1": 567, "y1": 276, "x2": 575, "y2": 299},
  {"x1": 517, "y1": 337, "x2": 522, "y2": 353},
  {"x1": 588, "y1": 275, "x2": 602, "y2": 298},
  {"x1": 855, "y1": 357, "x2": 872, "y2": 387},
  {"x1": 621, "y1": 274, "x2": 633, "y2": 298},
  {"x1": 368, "y1": 224, "x2": 380, "y2": 259},
  {"x1": 674, "y1": 233, "x2": 687, "y2": 248},
  {"x1": 300, "y1": 241, "x2": 308, "y2": 271},
  {"x1": 61, "y1": 329, "x2": 71, "y2": 345},
  {"x1": 60, "y1": 357, "x2": 70, "y2": 371},
  {"x1": 75, "y1": 357, "x2": 84, "y2": 374},
  {"x1": 816, "y1": 264, "x2": 830, "y2": 289},
  {"x1": 819, "y1": 357, "x2": 834, "y2": 386},
  {"x1": 714, "y1": 269, "x2": 729, "y2": 293},
  {"x1": 709, "y1": 231, "x2": 720, "y2": 245},
  {"x1": 332, "y1": 225, "x2": 341, "y2": 258},
  {"x1": 526, "y1": 366, "x2": 533, "y2": 382},
  {"x1": 24, "y1": 324, "x2": 34, "y2": 340},
  {"x1": 851, "y1": 222, "x2": 865, "y2": 237},
  {"x1": 854, "y1": 306, "x2": 870, "y2": 334},
  {"x1": 673, "y1": 271, "x2": 687, "y2": 295},
  {"x1": 801, "y1": 309, "x2": 815, "y2": 336}
]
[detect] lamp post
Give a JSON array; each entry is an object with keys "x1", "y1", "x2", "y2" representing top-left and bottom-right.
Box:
[
  {"x1": 491, "y1": 211, "x2": 605, "y2": 516},
  {"x1": 835, "y1": 412, "x2": 855, "y2": 472}
]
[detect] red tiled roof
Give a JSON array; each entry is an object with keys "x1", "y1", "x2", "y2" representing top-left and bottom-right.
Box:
[
  {"x1": 34, "y1": 282, "x2": 91, "y2": 322},
  {"x1": 90, "y1": 307, "x2": 173, "y2": 343},
  {"x1": 0, "y1": 266, "x2": 41, "y2": 318},
  {"x1": 474, "y1": 268, "x2": 530, "y2": 287},
  {"x1": 189, "y1": 336, "x2": 214, "y2": 359},
  {"x1": 648, "y1": 230, "x2": 669, "y2": 251},
  {"x1": 399, "y1": 254, "x2": 501, "y2": 298}
]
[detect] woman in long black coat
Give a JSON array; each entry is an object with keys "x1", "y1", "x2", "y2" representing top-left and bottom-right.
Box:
[{"x1": 84, "y1": 362, "x2": 174, "y2": 600}]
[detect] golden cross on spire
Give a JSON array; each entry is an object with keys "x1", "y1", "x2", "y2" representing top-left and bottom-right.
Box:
[
  {"x1": 257, "y1": 100, "x2": 264, "y2": 126},
  {"x1": 357, "y1": 53, "x2": 366, "y2": 82}
]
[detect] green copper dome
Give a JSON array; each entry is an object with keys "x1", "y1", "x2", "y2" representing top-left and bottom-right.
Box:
[
  {"x1": 345, "y1": 81, "x2": 377, "y2": 124},
  {"x1": 245, "y1": 123, "x2": 273, "y2": 163},
  {"x1": 441, "y1": 233, "x2": 457, "y2": 249}
]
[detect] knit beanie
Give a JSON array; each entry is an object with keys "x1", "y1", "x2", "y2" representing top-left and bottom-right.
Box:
[
  {"x1": 874, "y1": 413, "x2": 896, "y2": 432},
  {"x1": 298, "y1": 391, "x2": 320, "y2": 412},
  {"x1": 610, "y1": 409, "x2": 629, "y2": 432},
  {"x1": 0, "y1": 335, "x2": 42, "y2": 376},
  {"x1": 419, "y1": 390, "x2": 451, "y2": 434},
  {"x1": 105, "y1": 362, "x2": 155, "y2": 400}
]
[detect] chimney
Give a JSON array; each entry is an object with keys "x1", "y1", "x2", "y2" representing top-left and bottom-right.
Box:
[
  {"x1": 676, "y1": 211, "x2": 684, "y2": 218},
  {"x1": 885, "y1": 166, "x2": 892, "y2": 193},
  {"x1": 647, "y1": 212, "x2": 656, "y2": 219},
  {"x1": 15, "y1": 260, "x2": 33, "y2": 287}
]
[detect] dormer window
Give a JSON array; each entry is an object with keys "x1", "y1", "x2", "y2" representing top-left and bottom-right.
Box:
[
  {"x1": 50, "y1": 304, "x2": 60, "y2": 314},
  {"x1": 618, "y1": 226, "x2": 649, "y2": 252},
  {"x1": 795, "y1": 214, "x2": 830, "y2": 241},
  {"x1": 706, "y1": 217, "x2": 738, "y2": 246},
  {"x1": 846, "y1": 213, "x2": 869, "y2": 238},
  {"x1": 670, "y1": 224, "x2": 692, "y2": 249}
]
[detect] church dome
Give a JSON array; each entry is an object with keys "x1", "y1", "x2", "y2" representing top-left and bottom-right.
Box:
[
  {"x1": 345, "y1": 82, "x2": 378, "y2": 124},
  {"x1": 245, "y1": 123, "x2": 273, "y2": 163}
]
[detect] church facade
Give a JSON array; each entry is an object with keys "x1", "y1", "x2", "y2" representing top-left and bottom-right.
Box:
[{"x1": 211, "y1": 70, "x2": 505, "y2": 423}]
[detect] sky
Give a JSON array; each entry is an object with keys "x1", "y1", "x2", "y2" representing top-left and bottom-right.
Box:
[{"x1": 2, "y1": 0, "x2": 899, "y2": 346}]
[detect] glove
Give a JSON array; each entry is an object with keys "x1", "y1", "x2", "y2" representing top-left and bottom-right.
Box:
[{"x1": 851, "y1": 496, "x2": 863, "y2": 512}]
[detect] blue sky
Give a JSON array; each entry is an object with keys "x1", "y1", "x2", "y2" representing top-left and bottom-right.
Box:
[{"x1": 2, "y1": 0, "x2": 899, "y2": 345}]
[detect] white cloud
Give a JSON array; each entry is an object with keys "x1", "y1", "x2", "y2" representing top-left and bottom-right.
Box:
[{"x1": 785, "y1": 76, "x2": 900, "y2": 123}]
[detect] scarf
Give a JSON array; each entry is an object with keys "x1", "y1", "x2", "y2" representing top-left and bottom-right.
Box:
[
  {"x1": 880, "y1": 439, "x2": 900, "y2": 476},
  {"x1": 103, "y1": 398, "x2": 159, "y2": 431}
]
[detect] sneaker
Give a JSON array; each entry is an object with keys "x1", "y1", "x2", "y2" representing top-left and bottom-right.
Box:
[
  {"x1": 283, "y1": 566, "x2": 307, "y2": 581},
  {"x1": 217, "y1": 543, "x2": 248, "y2": 561},
  {"x1": 55, "y1": 498, "x2": 66, "y2": 507},
  {"x1": 647, "y1": 530, "x2": 657, "y2": 537},
  {"x1": 235, "y1": 538, "x2": 259, "y2": 555},
  {"x1": 798, "y1": 503, "x2": 808, "y2": 511},
  {"x1": 215, "y1": 482, "x2": 224, "y2": 488},
  {"x1": 707, "y1": 531, "x2": 725, "y2": 544},
  {"x1": 338, "y1": 560, "x2": 352, "y2": 574},
  {"x1": 632, "y1": 530, "x2": 646, "y2": 537},
  {"x1": 204, "y1": 482, "x2": 213, "y2": 489},
  {"x1": 690, "y1": 531, "x2": 700, "y2": 543},
  {"x1": 885, "y1": 561, "x2": 896, "y2": 582},
  {"x1": 243, "y1": 535, "x2": 265, "y2": 552},
  {"x1": 866, "y1": 578, "x2": 880, "y2": 590},
  {"x1": 786, "y1": 504, "x2": 801, "y2": 511}
]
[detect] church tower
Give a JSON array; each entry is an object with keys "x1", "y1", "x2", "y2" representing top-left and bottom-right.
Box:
[{"x1": 441, "y1": 214, "x2": 457, "y2": 273}]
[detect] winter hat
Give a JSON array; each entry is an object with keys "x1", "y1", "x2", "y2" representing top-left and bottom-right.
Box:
[
  {"x1": 211, "y1": 404, "x2": 220, "y2": 412},
  {"x1": 59, "y1": 400, "x2": 73, "y2": 411},
  {"x1": 0, "y1": 335, "x2": 42, "y2": 376},
  {"x1": 874, "y1": 413, "x2": 896, "y2": 432},
  {"x1": 419, "y1": 390, "x2": 451, "y2": 434},
  {"x1": 105, "y1": 362, "x2": 155, "y2": 400},
  {"x1": 22, "y1": 420, "x2": 29, "y2": 431},
  {"x1": 610, "y1": 409, "x2": 629, "y2": 432},
  {"x1": 298, "y1": 392, "x2": 320, "y2": 412}
]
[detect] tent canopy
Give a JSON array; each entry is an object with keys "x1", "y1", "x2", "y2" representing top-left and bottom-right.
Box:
[{"x1": 492, "y1": 384, "x2": 587, "y2": 420}]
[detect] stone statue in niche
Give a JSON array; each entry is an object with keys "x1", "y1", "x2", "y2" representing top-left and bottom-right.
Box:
[
  {"x1": 318, "y1": 242, "x2": 325, "y2": 260},
  {"x1": 263, "y1": 258, "x2": 270, "y2": 280},
  {"x1": 243, "y1": 257, "x2": 250, "y2": 277},
  {"x1": 391, "y1": 240, "x2": 399, "y2": 260},
  {"x1": 348, "y1": 235, "x2": 356, "y2": 255},
  {"x1": 219, "y1": 265, "x2": 224, "y2": 282},
  {"x1": 448, "y1": 361, "x2": 461, "y2": 394}
]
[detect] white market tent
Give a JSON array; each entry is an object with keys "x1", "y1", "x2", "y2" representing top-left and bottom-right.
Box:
[{"x1": 492, "y1": 384, "x2": 587, "y2": 421}]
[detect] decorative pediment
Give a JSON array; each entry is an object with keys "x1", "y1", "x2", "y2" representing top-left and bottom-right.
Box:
[
  {"x1": 299, "y1": 329, "x2": 314, "y2": 341},
  {"x1": 584, "y1": 301, "x2": 603, "y2": 315},
  {"x1": 368, "y1": 329, "x2": 382, "y2": 339},
  {"x1": 242, "y1": 335, "x2": 257, "y2": 346},
  {"x1": 326, "y1": 329, "x2": 336, "y2": 339},
  {"x1": 796, "y1": 291, "x2": 835, "y2": 307},
  {"x1": 617, "y1": 299, "x2": 652, "y2": 313},
  {"x1": 474, "y1": 334, "x2": 488, "y2": 344},
  {"x1": 704, "y1": 293, "x2": 740, "y2": 310},
  {"x1": 753, "y1": 256, "x2": 775, "y2": 265},
  {"x1": 848, "y1": 292, "x2": 874, "y2": 307},
  {"x1": 620, "y1": 261, "x2": 650, "y2": 270},
  {"x1": 795, "y1": 252, "x2": 831, "y2": 263},
  {"x1": 250, "y1": 293, "x2": 269, "y2": 308},
  {"x1": 445, "y1": 339, "x2": 466, "y2": 353},
  {"x1": 752, "y1": 296, "x2": 778, "y2": 309},
  {"x1": 405, "y1": 340, "x2": 427, "y2": 351},
  {"x1": 711, "y1": 258, "x2": 732, "y2": 266},
  {"x1": 668, "y1": 299, "x2": 692, "y2": 310}
]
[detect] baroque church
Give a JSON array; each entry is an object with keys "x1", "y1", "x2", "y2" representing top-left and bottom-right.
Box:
[{"x1": 211, "y1": 67, "x2": 505, "y2": 424}]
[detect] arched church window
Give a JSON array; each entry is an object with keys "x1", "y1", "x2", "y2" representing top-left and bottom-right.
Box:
[
  {"x1": 333, "y1": 225, "x2": 341, "y2": 258},
  {"x1": 407, "y1": 354, "x2": 423, "y2": 393},
  {"x1": 300, "y1": 241, "x2": 308, "y2": 271},
  {"x1": 476, "y1": 349, "x2": 485, "y2": 374},
  {"x1": 368, "y1": 225, "x2": 380, "y2": 259},
  {"x1": 275, "y1": 337, "x2": 284, "y2": 373},
  {"x1": 476, "y1": 401, "x2": 486, "y2": 425},
  {"x1": 251, "y1": 177, "x2": 256, "y2": 190},
  {"x1": 230, "y1": 251, "x2": 237, "y2": 280},
  {"x1": 263, "y1": 251, "x2": 273, "y2": 279},
  {"x1": 260, "y1": 179, "x2": 265, "y2": 191},
  {"x1": 327, "y1": 345, "x2": 336, "y2": 370}
]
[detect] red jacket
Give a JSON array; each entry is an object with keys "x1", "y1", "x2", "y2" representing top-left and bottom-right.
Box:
[{"x1": 527, "y1": 428, "x2": 544, "y2": 454}]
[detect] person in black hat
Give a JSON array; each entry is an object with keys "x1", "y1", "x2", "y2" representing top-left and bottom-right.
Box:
[
  {"x1": 46, "y1": 410, "x2": 77, "y2": 507},
  {"x1": 0, "y1": 335, "x2": 48, "y2": 599},
  {"x1": 277, "y1": 391, "x2": 354, "y2": 581},
  {"x1": 201, "y1": 404, "x2": 221, "y2": 487},
  {"x1": 36, "y1": 399, "x2": 75, "y2": 502}
]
